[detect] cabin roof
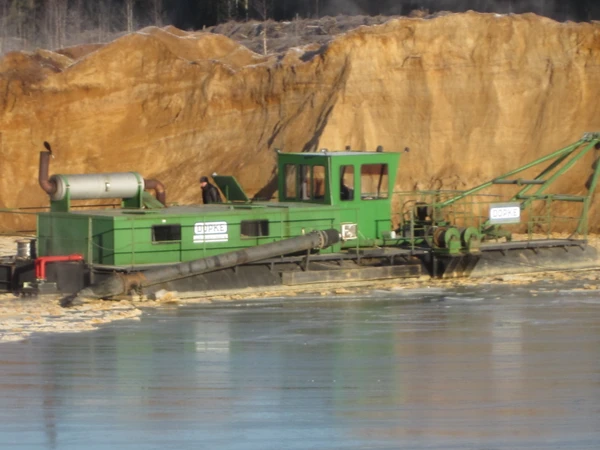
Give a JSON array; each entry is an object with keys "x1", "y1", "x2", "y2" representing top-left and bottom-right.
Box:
[
  {"x1": 281, "y1": 151, "x2": 391, "y2": 157},
  {"x1": 58, "y1": 202, "x2": 334, "y2": 217}
]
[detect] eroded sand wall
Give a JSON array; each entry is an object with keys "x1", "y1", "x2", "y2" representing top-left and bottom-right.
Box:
[{"x1": 1, "y1": 13, "x2": 600, "y2": 231}]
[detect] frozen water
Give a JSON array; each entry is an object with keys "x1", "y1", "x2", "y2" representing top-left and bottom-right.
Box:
[{"x1": 0, "y1": 281, "x2": 599, "y2": 449}]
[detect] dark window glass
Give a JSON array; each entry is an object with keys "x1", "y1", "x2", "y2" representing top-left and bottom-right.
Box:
[
  {"x1": 152, "y1": 224, "x2": 181, "y2": 242},
  {"x1": 241, "y1": 220, "x2": 269, "y2": 237},
  {"x1": 340, "y1": 165, "x2": 355, "y2": 201}
]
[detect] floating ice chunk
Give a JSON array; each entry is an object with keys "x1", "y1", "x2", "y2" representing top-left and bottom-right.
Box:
[
  {"x1": 442, "y1": 296, "x2": 485, "y2": 302},
  {"x1": 390, "y1": 287, "x2": 446, "y2": 296}
]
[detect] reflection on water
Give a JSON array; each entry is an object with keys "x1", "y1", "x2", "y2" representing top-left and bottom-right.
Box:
[{"x1": 1, "y1": 283, "x2": 600, "y2": 449}]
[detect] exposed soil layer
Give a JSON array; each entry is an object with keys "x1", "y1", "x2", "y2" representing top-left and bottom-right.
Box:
[{"x1": 1, "y1": 13, "x2": 600, "y2": 232}]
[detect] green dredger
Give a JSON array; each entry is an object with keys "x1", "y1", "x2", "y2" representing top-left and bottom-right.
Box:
[{"x1": 3, "y1": 133, "x2": 600, "y2": 299}]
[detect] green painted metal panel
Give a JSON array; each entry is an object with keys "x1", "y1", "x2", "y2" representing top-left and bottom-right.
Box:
[
  {"x1": 34, "y1": 136, "x2": 600, "y2": 266},
  {"x1": 142, "y1": 191, "x2": 166, "y2": 209},
  {"x1": 212, "y1": 175, "x2": 250, "y2": 202},
  {"x1": 38, "y1": 213, "x2": 88, "y2": 258},
  {"x1": 92, "y1": 217, "x2": 116, "y2": 264},
  {"x1": 36, "y1": 150, "x2": 401, "y2": 267},
  {"x1": 38, "y1": 212, "x2": 115, "y2": 263},
  {"x1": 277, "y1": 150, "x2": 400, "y2": 244},
  {"x1": 85, "y1": 204, "x2": 341, "y2": 265}
]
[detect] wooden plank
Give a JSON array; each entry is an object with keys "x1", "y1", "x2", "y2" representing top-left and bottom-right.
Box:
[{"x1": 281, "y1": 264, "x2": 422, "y2": 286}]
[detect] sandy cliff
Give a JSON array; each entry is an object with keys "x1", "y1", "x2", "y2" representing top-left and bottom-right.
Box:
[{"x1": 1, "y1": 12, "x2": 600, "y2": 232}]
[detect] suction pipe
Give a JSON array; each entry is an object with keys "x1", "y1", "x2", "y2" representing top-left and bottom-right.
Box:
[{"x1": 77, "y1": 229, "x2": 340, "y2": 300}]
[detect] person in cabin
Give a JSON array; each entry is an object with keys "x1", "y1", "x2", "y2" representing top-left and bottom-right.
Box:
[
  {"x1": 199, "y1": 176, "x2": 222, "y2": 204},
  {"x1": 340, "y1": 179, "x2": 354, "y2": 201}
]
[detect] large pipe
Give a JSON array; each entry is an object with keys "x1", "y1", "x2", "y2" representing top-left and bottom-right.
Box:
[
  {"x1": 39, "y1": 149, "x2": 56, "y2": 196},
  {"x1": 78, "y1": 229, "x2": 340, "y2": 300},
  {"x1": 143, "y1": 178, "x2": 167, "y2": 206}
]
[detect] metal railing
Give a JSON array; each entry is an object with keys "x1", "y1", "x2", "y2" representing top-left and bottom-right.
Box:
[{"x1": 392, "y1": 189, "x2": 587, "y2": 244}]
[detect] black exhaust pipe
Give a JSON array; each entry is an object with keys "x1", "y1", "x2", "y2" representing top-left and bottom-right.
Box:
[
  {"x1": 144, "y1": 178, "x2": 167, "y2": 206},
  {"x1": 77, "y1": 229, "x2": 340, "y2": 299},
  {"x1": 39, "y1": 142, "x2": 56, "y2": 196}
]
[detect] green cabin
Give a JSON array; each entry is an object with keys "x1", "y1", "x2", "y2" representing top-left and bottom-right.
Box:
[{"x1": 37, "y1": 149, "x2": 401, "y2": 267}]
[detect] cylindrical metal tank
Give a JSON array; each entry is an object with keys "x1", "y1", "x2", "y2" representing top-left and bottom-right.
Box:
[
  {"x1": 16, "y1": 238, "x2": 37, "y2": 260},
  {"x1": 49, "y1": 172, "x2": 144, "y2": 201},
  {"x1": 16, "y1": 240, "x2": 32, "y2": 259}
]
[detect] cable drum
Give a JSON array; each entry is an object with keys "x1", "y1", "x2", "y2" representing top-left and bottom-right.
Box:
[
  {"x1": 16, "y1": 239, "x2": 35, "y2": 259},
  {"x1": 50, "y1": 172, "x2": 144, "y2": 201}
]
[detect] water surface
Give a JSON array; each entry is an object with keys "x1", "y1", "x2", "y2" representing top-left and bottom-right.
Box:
[{"x1": 1, "y1": 282, "x2": 599, "y2": 449}]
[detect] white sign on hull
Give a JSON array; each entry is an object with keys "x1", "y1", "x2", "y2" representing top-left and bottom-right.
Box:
[
  {"x1": 489, "y1": 203, "x2": 521, "y2": 225},
  {"x1": 194, "y1": 221, "x2": 229, "y2": 243}
]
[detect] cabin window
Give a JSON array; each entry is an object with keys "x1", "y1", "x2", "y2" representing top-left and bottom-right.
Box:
[
  {"x1": 360, "y1": 164, "x2": 389, "y2": 200},
  {"x1": 312, "y1": 165, "x2": 326, "y2": 199},
  {"x1": 152, "y1": 224, "x2": 181, "y2": 242},
  {"x1": 340, "y1": 165, "x2": 355, "y2": 201},
  {"x1": 241, "y1": 220, "x2": 269, "y2": 237},
  {"x1": 286, "y1": 163, "x2": 326, "y2": 201},
  {"x1": 284, "y1": 164, "x2": 297, "y2": 200},
  {"x1": 300, "y1": 165, "x2": 312, "y2": 200}
]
